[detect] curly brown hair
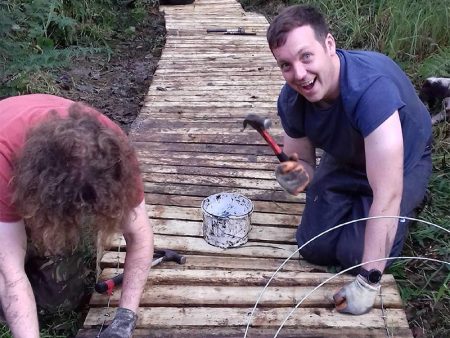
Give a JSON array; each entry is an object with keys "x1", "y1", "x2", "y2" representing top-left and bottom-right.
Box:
[{"x1": 12, "y1": 103, "x2": 142, "y2": 255}]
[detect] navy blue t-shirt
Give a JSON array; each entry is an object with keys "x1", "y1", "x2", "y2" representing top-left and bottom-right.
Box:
[{"x1": 277, "y1": 49, "x2": 432, "y2": 173}]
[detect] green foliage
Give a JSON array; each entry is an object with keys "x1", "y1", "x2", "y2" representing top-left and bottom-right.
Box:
[
  {"x1": 0, "y1": 0, "x2": 161, "y2": 96},
  {"x1": 0, "y1": 310, "x2": 81, "y2": 338},
  {"x1": 417, "y1": 46, "x2": 450, "y2": 79}
]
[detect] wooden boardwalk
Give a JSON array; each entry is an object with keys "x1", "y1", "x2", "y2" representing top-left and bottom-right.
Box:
[{"x1": 78, "y1": 0, "x2": 412, "y2": 336}]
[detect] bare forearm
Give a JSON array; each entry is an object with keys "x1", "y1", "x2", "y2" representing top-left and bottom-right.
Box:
[
  {"x1": 362, "y1": 199, "x2": 401, "y2": 271},
  {"x1": 119, "y1": 238, "x2": 153, "y2": 312},
  {"x1": 1, "y1": 277, "x2": 39, "y2": 338}
]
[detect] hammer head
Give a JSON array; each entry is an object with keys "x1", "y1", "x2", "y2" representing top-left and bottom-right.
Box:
[
  {"x1": 154, "y1": 249, "x2": 186, "y2": 265},
  {"x1": 242, "y1": 113, "x2": 272, "y2": 132}
]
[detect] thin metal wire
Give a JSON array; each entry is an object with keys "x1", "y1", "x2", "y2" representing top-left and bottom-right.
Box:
[
  {"x1": 379, "y1": 284, "x2": 393, "y2": 338},
  {"x1": 244, "y1": 216, "x2": 450, "y2": 338},
  {"x1": 96, "y1": 236, "x2": 123, "y2": 337}
]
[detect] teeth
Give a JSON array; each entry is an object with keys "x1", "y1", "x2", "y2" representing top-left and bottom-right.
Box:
[{"x1": 301, "y1": 79, "x2": 314, "y2": 87}]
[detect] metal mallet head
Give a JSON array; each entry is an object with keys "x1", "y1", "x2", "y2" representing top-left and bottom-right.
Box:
[{"x1": 242, "y1": 113, "x2": 272, "y2": 132}]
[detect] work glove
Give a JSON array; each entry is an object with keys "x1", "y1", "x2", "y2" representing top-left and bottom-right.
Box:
[
  {"x1": 275, "y1": 154, "x2": 310, "y2": 195},
  {"x1": 98, "y1": 307, "x2": 137, "y2": 338},
  {"x1": 333, "y1": 275, "x2": 380, "y2": 315}
]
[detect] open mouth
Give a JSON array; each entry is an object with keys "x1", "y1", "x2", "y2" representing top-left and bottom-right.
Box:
[{"x1": 301, "y1": 78, "x2": 316, "y2": 91}]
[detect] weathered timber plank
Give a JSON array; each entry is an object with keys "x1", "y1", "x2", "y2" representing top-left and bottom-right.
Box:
[
  {"x1": 144, "y1": 94, "x2": 279, "y2": 102},
  {"x1": 141, "y1": 172, "x2": 281, "y2": 190},
  {"x1": 131, "y1": 118, "x2": 282, "y2": 131},
  {"x1": 144, "y1": 193, "x2": 305, "y2": 215},
  {"x1": 146, "y1": 205, "x2": 300, "y2": 231},
  {"x1": 107, "y1": 235, "x2": 298, "y2": 259},
  {"x1": 143, "y1": 100, "x2": 276, "y2": 108},
  {"x1": 153, "y1": 72, "x2": 278, "y2": 79},
  {"x1": 99, "y1": 253, "x2": 315, "y2": 272},
  {"x1": 99, "y1": 269, "x2": 396, "y2": 287},
  {"x1": 89, "y1": 284, "x2": 402, "y2": 308},
  {"x1": 78, "y1": 327, "x2": 412, "y2": 338},
  {"x1": 150, "y1": 79, "x2": 284, "y2": 86},
  {"x1": 145, "y1": 205, "x2": 299, "y2": 227},
  {"x1": 165, "y1": 29, "x2": 267, "y2": 36},
  {"x1": 143, "y1": 182, "x2": 304, "y2": 203},
  {"x1": 82, "y1": 307, "x2": 411, "y2": 332},
  {"x1": 138, "y1": 156, "x2": 280, "y2": 170},
  {"x1": 140, "y1": 164, "x2": 276, "y2": 180},
  {"x1": 136, "y1": 151, "x2": 281, "y2": 165},
  {"x1": 133, "y1": 142, "x2": 276, "y2": 155},
  {"x1": 146, "y1": 89, "x2": 280, "y2": 98},
  {"x1": 149, "y1": 219, "x2": 297, "y2": 242},
  {"x1": 138, "y1": 106, "x2": 280, "y2": 114},
  {"x1": 131, "y1": 132, "x2": 284, "y2": 145},
  {"x1": 133, "y1": 142, "x2": 323, "y2": 158},
  {"x1": 147, "y1": 84, "x2": 281, "y2": 91}
]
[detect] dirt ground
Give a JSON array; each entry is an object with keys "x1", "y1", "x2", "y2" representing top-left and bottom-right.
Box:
[{"x1": 54, "y1": 6, "x2": 166, "y2": 133}]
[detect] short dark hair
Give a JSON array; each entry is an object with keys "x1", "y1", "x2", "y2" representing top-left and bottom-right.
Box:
[{"x1": 267, "y1": 5, "x2": 329, "y2": 51}]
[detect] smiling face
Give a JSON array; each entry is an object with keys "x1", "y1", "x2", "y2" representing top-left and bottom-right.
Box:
[{"x1": 272, "y1": 25, "x2": 340, "y2": 107}]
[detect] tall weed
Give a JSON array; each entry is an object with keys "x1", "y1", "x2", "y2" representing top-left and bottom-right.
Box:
[{"x1": 0, "y1": 0, "x2": 148, "y2": 97}]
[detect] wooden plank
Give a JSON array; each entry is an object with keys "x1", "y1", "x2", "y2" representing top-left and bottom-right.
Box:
[
  {"x1": 107, "y1": 235, "x2": 298, "y2": 259},
  {"x1": 132, "y1": 132, "x2": 284, "y2": 145},
  {"x1": 143, "y1": 182, "x2": 305, "y2": 203},
  {"x1": 89, "y1": 284, "x2": 402, "y2": 308},
  {"x1": 137, "y1": 156, "x2": 281, "y2": 170},
  {"x1": 142, "y1": 172, "x2": 281, "y2": 190},
  {"x1": 82, "y1": 307, "x2": 411, "y2": 332},
  {"x1": 136, "y1": 151, "x2": 282, "y2": 165},
  {"x1": 144, "y1": 193, "x2": 305, "y2": 214},
  {"x1": 145, "y1": 205, "x2": 299, "y2": 227},
  {"x1": 99, "y1": 269, "x2": 397, "y2": 287},
  {"x1": 99, "y1": 253, "x2": 317, "y2": 272},
  {"x1": 149, "y1": 219, "x2": 297, "y2": 242},
  {"x1": 79, "y1": 327, "x2": 412, "y2": 338},
  {"x1": 140, "y1": 164, "x2": 276, "y2": 179}
]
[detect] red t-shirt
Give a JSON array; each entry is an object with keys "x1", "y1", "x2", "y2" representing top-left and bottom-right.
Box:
[{"x1": 0, "y1": 94, "x2": 144, "y2": 222}]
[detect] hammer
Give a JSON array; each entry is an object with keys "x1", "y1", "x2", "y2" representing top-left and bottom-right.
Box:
[
  {"x1": 206, "y1": 27, "x2": 257, "y2": 36},
  {"x1": 95, "y1": 248, "x2": 186, "y2": 294},
  {"x1": 242, "y1": 114, "x2": 289, "y2": 162}
]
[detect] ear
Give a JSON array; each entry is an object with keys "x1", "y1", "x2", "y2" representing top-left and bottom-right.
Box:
[{"x1": 325, "y1": 33, "x2": 336, "y2": 55}]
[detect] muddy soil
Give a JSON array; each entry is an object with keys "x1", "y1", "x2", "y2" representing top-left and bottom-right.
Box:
[{"x1": 55, "y1": 6, "x2": 166, "y2": 133}]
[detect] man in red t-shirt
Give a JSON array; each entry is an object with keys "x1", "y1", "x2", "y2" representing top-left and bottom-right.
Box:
[{"x1": 0, "y1": 94, "x2": 153, "y2": 337}]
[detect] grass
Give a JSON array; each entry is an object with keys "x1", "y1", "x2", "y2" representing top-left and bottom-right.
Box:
[
  {"x1": 239, "y1": 0, "x2": 449, "y2": 336},
  {"x1": 0, "y1": 0, "x2": 160, "y2": 97}
]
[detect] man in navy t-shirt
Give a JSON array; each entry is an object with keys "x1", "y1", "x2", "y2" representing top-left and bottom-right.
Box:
[{"x1": 267, "y1": 5, "x2": 432, "y2": 315}]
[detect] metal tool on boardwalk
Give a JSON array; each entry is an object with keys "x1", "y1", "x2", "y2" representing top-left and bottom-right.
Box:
[
  {"x1": 242, "y1": 114, "x2": 289, "y2": 162},
  {"x1": 206, "y1": 27, "x2": 256, "y2": 35},
  {"x1": 95, "y1": 249, "x2": 186, "y2": 295}
]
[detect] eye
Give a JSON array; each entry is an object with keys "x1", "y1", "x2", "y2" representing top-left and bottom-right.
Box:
[
  {"x1": 279, "y1": 63, "x2": 291, "y2": 72},
  {"x1": 302, "y1": 53, "x2": 312, "y2": 62}
]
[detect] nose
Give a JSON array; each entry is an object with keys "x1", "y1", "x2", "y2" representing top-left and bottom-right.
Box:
[{"x1": 293, "y1": 63, "x2": 307, "y2": 81}]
